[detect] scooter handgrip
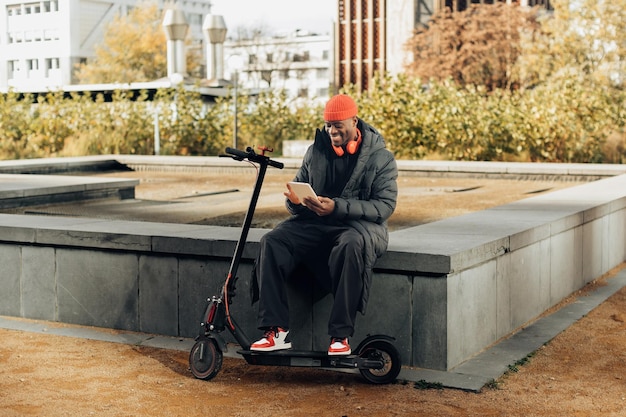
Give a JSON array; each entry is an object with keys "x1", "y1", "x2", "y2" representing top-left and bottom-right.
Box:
[
  {"x1": 268, "y1": 160, "x2": 284, "y2": 169},
  {"x1": 225, "y1": 147, "x2": 248, "y2": 159}
]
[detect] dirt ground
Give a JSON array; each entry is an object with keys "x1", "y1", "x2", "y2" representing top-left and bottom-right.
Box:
[
  {"x1": 2, "y1": 170, "x2": 626, "y2": 416},
  {"x1": 1, "y1": 276, "x2": 625, "y2": 416}
]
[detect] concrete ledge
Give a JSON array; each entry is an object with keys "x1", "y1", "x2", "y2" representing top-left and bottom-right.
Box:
[
  {"x1": 5, "y1": 154, "x2": 624, "y2": 179},
  {"x1": 0, "y1": 155, "x2": 132, "y2": 174},
  {"x1": 0, "y1": 173, "x2": 138, "y2": 208},
  {"x1": 1, "y1": 156, "x2": 626, "y2": 372}
]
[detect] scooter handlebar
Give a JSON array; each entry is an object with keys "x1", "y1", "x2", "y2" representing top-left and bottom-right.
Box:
[
  {"x1": 224, "y1": 147, "x2": 248, "y2": 160},
  {"x1": 224, "y1": 147, "x2": 284, "y2": 170}
]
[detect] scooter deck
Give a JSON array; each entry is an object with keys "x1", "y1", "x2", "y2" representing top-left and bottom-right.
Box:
[
  {"x1": 238, "y1": 348, "x2": 354, "y2": 357},
  {"x1": 237, "y1": 349, "x2": 371, "y2": 370}
]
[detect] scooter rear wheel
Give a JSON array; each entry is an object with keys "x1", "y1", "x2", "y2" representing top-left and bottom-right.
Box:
[
  {"x1": 357, "y1": 339, "x2": 401, "y2": 384},
  {"x1": 189, "y1": 338, "x2": 223, "y2": 380}
]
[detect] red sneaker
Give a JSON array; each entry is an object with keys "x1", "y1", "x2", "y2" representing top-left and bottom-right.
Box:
[
  {"x1": 328, "y1": 338, "x2": 351, "y2": 356},
  {"x1": 250, "y1": 327, "x2": 292, "y2": 352}
]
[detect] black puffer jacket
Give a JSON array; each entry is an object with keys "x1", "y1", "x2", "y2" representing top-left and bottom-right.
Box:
[{"x1": 286, "y1": 119, "x2": 398, "y2": 314}]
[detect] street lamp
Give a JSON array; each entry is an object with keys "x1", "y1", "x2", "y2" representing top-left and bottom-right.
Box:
[
  {"x1": 228, "y1": 54, "x2": 244, "y2": 149},
  {"x1": 233, "y1": 70, "x2": 238, "y2": 149}
]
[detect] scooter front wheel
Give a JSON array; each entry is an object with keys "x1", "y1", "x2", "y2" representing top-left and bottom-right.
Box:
[
  {"x1": 356, "y1": 339, "x2": 401, "y2": 384},
  {"x1": 189, "y1": 338, "x2": 223, "y2": 380}
]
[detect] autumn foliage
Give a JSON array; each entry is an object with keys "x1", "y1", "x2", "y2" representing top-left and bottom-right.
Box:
[
  {"x1": 405, "y1": 2, "x2": 541, "y2": 91},
  {"x1": 1, "y1": 1, "x2": 624, "y2": 163},
  {"x1": 74, "y1": 1, "x2": 202, "y2": 84}
]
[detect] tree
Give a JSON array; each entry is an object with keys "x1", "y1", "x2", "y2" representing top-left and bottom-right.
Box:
[
  {"x1": 405, "y1": 3, "x2": 541, "y2": 91},
  {"x1": 516, "y1": 0, "x2": 626, "y2": 90},
  {"x1": 75, "y1": 1, "x2": 203, "y2": 84},
  {"x1": 75, "y1": 2, "x2": 166, "y2": 83},
  {"x1": 514, "y1": 0, "x2": 626, "y2": 161}
]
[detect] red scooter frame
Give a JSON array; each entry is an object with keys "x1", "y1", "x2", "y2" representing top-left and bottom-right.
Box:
[{"x1": 188, "y1": 146, "x2": 401, "y2": 384}]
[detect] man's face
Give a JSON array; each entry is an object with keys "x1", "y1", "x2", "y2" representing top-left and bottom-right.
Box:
[{"x1": 324, "y1": 116, "x2": 357, "y2": 147}]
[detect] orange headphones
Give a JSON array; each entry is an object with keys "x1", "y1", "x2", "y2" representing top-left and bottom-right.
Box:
[{"x1": 332, "y1": 132, "x2": 362, "y2": 157}]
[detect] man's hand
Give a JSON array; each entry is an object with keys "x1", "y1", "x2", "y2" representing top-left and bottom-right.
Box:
[
  {"x1": 303, "y1": 196, "x2": 335, "y2": 216},
  {"x1": 284, "y1": 183, "x2": 301, "y2": 205}
]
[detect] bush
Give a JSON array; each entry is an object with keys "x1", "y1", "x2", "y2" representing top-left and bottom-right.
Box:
[
  {"x1": 0, "y1": 74, "x2": 623, "y2": 163},
  {"x1": 341, "y1": 73, "x2": 623, "y2": 163}
]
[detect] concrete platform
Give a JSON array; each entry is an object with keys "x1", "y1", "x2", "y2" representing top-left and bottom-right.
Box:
[
  {"x1": 2, "y1": 264, "x2": 624, "y2": 391},
  {"x1": 2, "y1": 155, "x2": 626, "y2": 390}
]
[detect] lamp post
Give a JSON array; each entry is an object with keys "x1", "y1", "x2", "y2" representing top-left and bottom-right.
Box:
[
  {"x1": 233, "y1": 70, "x2": 238, "y2": 149},
  {"x1": 228, "y1": 54, "x2": 244, "y2": 150}
]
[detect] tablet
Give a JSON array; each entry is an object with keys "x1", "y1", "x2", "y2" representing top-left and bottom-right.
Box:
[{"x1": 287, "y1": 182, "x2": 318, "y2": 204}]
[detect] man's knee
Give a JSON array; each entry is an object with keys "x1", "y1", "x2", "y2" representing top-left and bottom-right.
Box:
[
  {"x1": 336, "y1": 230, "x2": 364, "y2": 254},
  {"x1": 259, "y1": 228, "x2": 286, "y2": 250}
]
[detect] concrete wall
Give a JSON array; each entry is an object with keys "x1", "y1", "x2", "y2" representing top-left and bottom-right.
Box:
[{"x1": 1, "y1": 158, "x2": 626, "y2": 371}]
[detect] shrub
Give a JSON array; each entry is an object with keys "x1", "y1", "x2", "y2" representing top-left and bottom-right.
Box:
[{"x1": 0, "y1": 74, "x2": 623, "y2": 163}]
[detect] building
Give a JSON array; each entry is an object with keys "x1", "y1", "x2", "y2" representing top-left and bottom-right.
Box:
[
  {"x1": 0, "y1": 0, "x2": 212, "y2": 92},
  {"x1": 1, "y1": 0, "x2": 555, "y2": 97},
  {"x1": 0, "y1": 0, "x2": 332, "y2": 103},
  {"x1": 223, "y1": 29, "x2": 332, "y2": 104},
  {"x1": 337, "y1": 0, "x2": 553, "y2": 91}
]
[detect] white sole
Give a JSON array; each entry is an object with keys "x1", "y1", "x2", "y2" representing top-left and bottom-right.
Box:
[
  {"x1": 250, "y1": 343, "x2": 292, "y2": 352},
  {"x1": 328, "y1": 350, "x2": 351, "y2": 356}
]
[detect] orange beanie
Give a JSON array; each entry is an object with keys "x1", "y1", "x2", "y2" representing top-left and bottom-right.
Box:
[{"x1": 323, "y1": 94, "x2": 358, "y2": 121}]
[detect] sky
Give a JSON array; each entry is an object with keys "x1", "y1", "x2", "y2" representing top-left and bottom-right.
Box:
[{"x1": 209, "y1": 0, "x2": 336, "y2": 35}]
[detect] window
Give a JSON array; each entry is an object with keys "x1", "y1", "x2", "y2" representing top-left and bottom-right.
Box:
[
  {"x1": 27, "y1": 59, "x2": 39, "y2": 71},
  {"x1": 46, "y1": 58, "x2": 59, "y2": 70},
  {"x1": 46, "y1": 58, "x2": 60, "y2": 77},
  {"x1": 7, "y1": 5, "x2": 21, "y2": 16},
  {"x1": 24, "y1": 30, "x2": 44, "y2": 42},
  {"x1": 43, "y1": 0, "x2": 58, "y2": 12},
  {"x1": 266, "y1": 53, "x2": 273, "y2": 63},
  {"x1": 527, "y1": 0, "x2": 552, "y2": 9},
  {"x1": 316, "y1": 68, "x2": 329, "y2": 78},
  {"x1": 189, "y1": 13, "x2": 203, "y2": 26},
  {"x1": 43, "y1": 29, "x2": 60, "y2": 41},
  {"x1": 293, "y1": 51, "x2": 310, "y2": 62},
  {"x1": 8, "y1": 60, "x2": 20, "y2": 78},
  {"x1": 446, "y1": 0, "x2": 551, "y2": 11}
]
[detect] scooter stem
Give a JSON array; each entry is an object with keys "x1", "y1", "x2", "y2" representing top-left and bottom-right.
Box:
[{"x1": 226, "y1": 156, "x2": 269, "y2": 291}]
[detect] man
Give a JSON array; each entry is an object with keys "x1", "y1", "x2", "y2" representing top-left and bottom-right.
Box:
[{"x1": 250, "y1": 94, "x2": 398, "y2": 355}]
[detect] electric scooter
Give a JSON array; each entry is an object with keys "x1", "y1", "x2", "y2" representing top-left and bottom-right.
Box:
[{"x1": 188, "y1": 146, "x2": 402, "y2": 384}]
